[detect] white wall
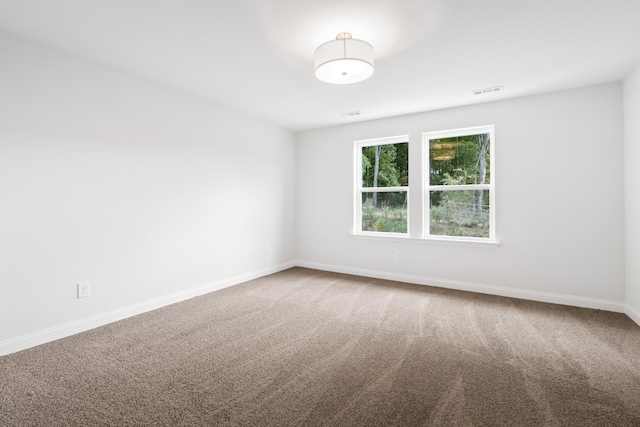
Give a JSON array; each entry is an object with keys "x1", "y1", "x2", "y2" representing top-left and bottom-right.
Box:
[
  {"x1": 0, "y1": 31, "x2": 296, "y2": 352},
  {"x1": 624, "y1": 65, "x2": 640, "y2": 323},
  {"x1": 296, "y1": 84, "x2": 626, "y2": 309},
  {"x1": 1, "y1": 28, "x2": 633, "y2": 356}
]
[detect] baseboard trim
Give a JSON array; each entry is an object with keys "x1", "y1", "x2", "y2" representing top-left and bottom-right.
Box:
[
  {"x1": 0, "y1": 262, "x2": 296, "y2": 356},
  {"x1": 3, "y1": 261, "x2": 633, "y2": 357},
  {"x1": 295, "y1": 260, "x2": 627, "y2": 314},
  {"x1": 625, "y1": 304, "x2": 640, "y2": 327}
]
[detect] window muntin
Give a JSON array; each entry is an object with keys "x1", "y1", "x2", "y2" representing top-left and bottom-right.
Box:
[
  {"x1": 355, "y1": 136, "x2": 409, "y2": 235},
  {"x1": 425, "y1": 126, "x2": 495, "y2": 241}
]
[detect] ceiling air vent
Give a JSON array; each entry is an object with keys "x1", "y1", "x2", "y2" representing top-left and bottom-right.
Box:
[
  {"x1": 473, "y1": 86, "x2": 504, "y2": 96},
  {"x1": 340, "y1": 111, "x2": 361, "y2": 117}
]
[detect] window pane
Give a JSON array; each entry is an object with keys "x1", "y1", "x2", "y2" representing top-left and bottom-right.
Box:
[
  {"x1": 361, "y1": 192, "x2": 407, "y2": 233},
  {"x1": 429, "y1": 190, "x2": 490, "y2": 238},
  {"x1": 429, "y1": 133, "x2": 490, "y2": 186},
  {"x1": 362, "y1": 142, "x2": 409, "y2": 188}
]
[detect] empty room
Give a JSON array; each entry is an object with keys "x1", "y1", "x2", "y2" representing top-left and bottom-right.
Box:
[{"x1": 1, "y1": 0, "x2": 640, "y2": 425}]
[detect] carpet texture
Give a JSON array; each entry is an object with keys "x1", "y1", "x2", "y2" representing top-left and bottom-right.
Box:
[{"x1": 1, "y1": 267, "x2": 640, "y2": 426}]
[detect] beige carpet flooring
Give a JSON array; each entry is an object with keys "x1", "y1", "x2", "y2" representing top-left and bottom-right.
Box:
[{"x1": 1, "y1": 267, "x2": 640, "y2": 426}]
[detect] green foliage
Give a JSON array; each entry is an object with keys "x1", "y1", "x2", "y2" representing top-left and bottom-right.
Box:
[
  {"x1": 430, "y1": 134, "x2": 490, "y2": 184},
  {"x1": 361, "y1": 198, "x2": 407, "y2": 233},
  {"x1": 429, "y1": 133, "x2": 490, "y2": 207},
  {"x1": 362, "y1": 143, "x2": 408, "y2": 188},
  {"x1": 441, "y1": 169, "x2": 467, "y2": 185},
  {"x1": 395, "y1": 143, "x2": 409, "y2": 186},
  {"x1": 429, "y1": 190, "x2": 490, "y2": 238},
  {"x1": 362, "y1": 154, "x2": 372, "y2": 178}
]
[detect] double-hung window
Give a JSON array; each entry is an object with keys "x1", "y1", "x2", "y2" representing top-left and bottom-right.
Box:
[
  {"x1": 354, "y1": 126, "x2": 496, "y2": 244},
  {"x1": 355, "y1": 136, "x2": 409, "y2": 235},
  {"x1": 424, "y1": 125, "x2": 495, "y2": 241}
]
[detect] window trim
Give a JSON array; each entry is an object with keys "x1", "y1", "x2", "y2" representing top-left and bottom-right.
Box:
[
  {"x1": 350, "y1": 232, "x2": 500, "y2": 248},
  {"x1": 354, "y1": 135, "x2": 410, "y2": 236},
  {"x1": 423, "y1": 125, "x2": 497, "y2": 243},
  {"x1": 351, "y1": 127, "x2": 500, "y2": 247}
]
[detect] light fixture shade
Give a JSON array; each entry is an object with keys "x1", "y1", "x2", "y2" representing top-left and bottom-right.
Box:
[{"x1": 314, "y1": 36, "x2": 374, "y2": 84}]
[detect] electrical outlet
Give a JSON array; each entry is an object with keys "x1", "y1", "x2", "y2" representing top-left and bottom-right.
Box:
[
  {"x1": 395, "y1": 251, "x2": 402, "y2": 261},
  {"x1": 265, "y1": 246, "x2": 271, "y2": 257},
  {"x1": 77, "y1": 282, "x2": 90, "y2": 299}
]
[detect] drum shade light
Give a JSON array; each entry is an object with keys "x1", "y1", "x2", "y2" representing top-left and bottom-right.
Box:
[{"x1": 314, "y1": 32, "x2": 374, "y2": 84}]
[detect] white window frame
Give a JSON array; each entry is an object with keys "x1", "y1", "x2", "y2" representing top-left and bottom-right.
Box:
[
  {"x1": 354, "y1": 135, "x2": 410, "y2": 236},
  {"x1": 423, "y1": 125, "x2": 496, "y2": 243}
]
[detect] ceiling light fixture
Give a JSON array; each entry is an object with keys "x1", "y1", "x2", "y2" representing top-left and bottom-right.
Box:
[{"x1": 314, "y1": 32, "x2": 374, "y2": 84}]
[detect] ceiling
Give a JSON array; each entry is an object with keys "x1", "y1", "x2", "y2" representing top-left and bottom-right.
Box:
[{"x1": 0, "y1": 0, "x2": 639, "y2": 132}]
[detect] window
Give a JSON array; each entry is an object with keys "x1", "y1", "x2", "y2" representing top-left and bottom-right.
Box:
[
  {"x1": 353, "y1": 126, "x2": 496, "y2": 245},
  {"x1": 355, "y1": 136, "x2": 409, "y2": 234},
  {"x1": 425, "y1": 125, "x2": 495, "y2": 241}
]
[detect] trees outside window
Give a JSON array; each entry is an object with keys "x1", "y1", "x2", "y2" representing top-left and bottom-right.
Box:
[
  {"x1": 425, "y1": 125, "x2": 495, "y2": 240},
  {"x1": 356, "y1": 136, "x2": 409, "y2": 234},
  {"x1": 354, "y1": 126, "x2": 495, "y2": 243}
]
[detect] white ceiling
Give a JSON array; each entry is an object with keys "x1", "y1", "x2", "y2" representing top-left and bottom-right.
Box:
[{"x1": 0, "y1": 0, "x2": 639, "y2": 132}]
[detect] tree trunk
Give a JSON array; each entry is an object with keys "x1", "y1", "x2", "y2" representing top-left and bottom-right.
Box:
[{"x1": 475, "y1": 134, "x2": 488, "y2": 214}]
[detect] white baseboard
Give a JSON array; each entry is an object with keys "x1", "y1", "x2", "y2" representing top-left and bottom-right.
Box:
[
  {"x1": 0, "y1": 262, "x2": 296, "y2": 357},
  {"x1": 3, "y1": 260, "x2": 635, "y2": 357},
  {"x1": 625, "y1": 304, "x2": 640, "y2": 327},
  {"x1": 295, "y1": 260, "x2": 627, "y2": 314}
]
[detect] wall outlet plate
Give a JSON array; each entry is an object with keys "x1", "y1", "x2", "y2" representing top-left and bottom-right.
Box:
[{"x1": 77, "y1": 282, "x2": 90, "y2": 299}]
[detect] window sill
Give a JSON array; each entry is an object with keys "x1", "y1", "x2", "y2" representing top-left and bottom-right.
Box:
[{"x1": 351, "y1": 233, "x2": 500, "y2": 248}]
